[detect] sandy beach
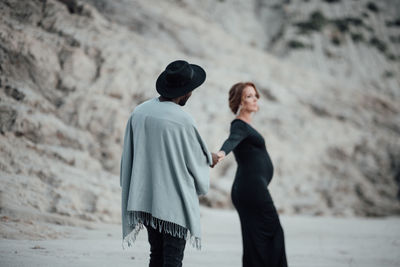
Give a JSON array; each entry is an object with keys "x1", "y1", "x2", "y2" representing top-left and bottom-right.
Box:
[
  {"x1": 1, "y1": 207, "x2": 399, "y2": 267},
  {"x1": 1, "y1": 0, "x2": 400, "y2": 266}
]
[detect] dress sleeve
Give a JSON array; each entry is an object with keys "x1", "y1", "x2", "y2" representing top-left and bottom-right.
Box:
[{"x1": 219, "y1": 121, "x2": 249, "y2": 156}]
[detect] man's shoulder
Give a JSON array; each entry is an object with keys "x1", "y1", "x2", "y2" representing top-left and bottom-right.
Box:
[
  {"x1": 133, "y1": 98, "x2": 196, "y2": 127},
  {"x1": 176, "y1": 110, "x2": 196, "y2": 126},
  {"x1": 133, "y1": 98, "x2": 156, "y2": 112},
  {"x1": 161, "y1": 111, "x2": 196, "y2": 130}
]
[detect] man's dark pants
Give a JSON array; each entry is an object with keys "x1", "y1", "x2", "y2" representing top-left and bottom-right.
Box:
[{"x1": 145, "y1": 224, "x2": 186, "y2": 267}]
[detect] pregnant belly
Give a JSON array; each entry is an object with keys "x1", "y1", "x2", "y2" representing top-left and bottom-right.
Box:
[
  {"x1": 231, "y1": 176, "x2": 274, "y2": 209},
  {"x1": 236, "y1": 156, "x2": 274, "y2": 181}
]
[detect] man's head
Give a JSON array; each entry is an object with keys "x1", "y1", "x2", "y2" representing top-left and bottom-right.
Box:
[{"x1": 156, "y1": 60, "x2": 206, "y2": 100}]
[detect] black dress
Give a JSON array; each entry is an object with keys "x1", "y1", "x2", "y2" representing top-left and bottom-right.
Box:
[{"x1": 220, "y1": 119, "x2": 288, "y2": 267}]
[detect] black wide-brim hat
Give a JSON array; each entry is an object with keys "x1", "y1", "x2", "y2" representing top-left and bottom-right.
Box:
[{"x1": 156, "y1": 60, "x2": 206, "y2": 98}]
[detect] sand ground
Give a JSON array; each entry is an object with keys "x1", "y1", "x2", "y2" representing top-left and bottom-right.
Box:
[{"x1": 1, "y1": 207, "x2": 399, "y2": 267}]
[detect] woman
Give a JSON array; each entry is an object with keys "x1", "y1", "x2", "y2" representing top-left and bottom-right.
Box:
[{"x1": 216, "y1": 82, "x2": 288, "y2": 267}]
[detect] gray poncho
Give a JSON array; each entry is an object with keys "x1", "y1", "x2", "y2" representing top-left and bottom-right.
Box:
[{"x1": 120, "y1": 97, "x2": 212, "y2": 250}]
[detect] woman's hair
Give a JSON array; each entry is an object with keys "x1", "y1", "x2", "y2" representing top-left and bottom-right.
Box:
[{"x1": 228, "y1": 82, "x2": 260, "y2": 114}]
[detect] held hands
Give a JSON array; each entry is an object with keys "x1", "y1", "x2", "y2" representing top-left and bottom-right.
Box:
[{"x1": 211, "y1": 151, "x2": 226, "y2": 168}]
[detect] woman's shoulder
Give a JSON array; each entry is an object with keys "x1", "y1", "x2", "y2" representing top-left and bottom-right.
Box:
[
  {"x1": 230, "y1": 118, "x2": 251, "y2": 133},
  {"x1": 231, "y1": 118, "x2": 249, "y2": 126},
  {"x1": 231, "y1": 118, "x2": 260, "y2": 134},
  {"x1": 231, "y1": 118, "x2": 243, "y2": 124}
]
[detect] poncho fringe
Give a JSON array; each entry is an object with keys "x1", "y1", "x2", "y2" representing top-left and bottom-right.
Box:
[{"x1": 122, "y1": 211, "x2": 201, "y2": 250}]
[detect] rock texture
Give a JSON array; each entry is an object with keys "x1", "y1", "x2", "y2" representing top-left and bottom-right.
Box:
[{"x1": 0, "y1": 0, "x2": 399, "y2": 237}]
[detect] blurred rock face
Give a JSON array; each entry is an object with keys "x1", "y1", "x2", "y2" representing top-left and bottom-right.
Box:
[{"x1": 0, "y1": 0, "x2": 399, "y2": 230}]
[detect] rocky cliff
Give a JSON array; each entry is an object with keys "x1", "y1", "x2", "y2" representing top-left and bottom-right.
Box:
[{"x1": 0, "y1": 0, "x2": 399, "y2": 238}]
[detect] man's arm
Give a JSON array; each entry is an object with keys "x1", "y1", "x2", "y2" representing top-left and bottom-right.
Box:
[
  {"x1": 185, "y1": 126, "x2": 211, "y2": 195},
  {"x1": 120, "y1": 116, "x2": 133, "y2": 188}
]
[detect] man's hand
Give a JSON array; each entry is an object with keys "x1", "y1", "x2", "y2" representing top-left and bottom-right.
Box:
[{"x1": 211, "y1": 151, "x2": 226, "y2": 168}]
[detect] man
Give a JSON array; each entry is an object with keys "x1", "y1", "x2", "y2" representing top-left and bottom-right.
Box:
[{"x1": 120, "y1": 60, "x2": 220, "y2": 267}]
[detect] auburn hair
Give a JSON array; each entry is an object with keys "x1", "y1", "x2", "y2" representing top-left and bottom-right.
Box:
[{"x1": 228, "y1": 82, "x2": 260, "y2": 114}]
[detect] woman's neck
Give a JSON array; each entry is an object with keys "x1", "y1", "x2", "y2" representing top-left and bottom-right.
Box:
[{"x1": 236, "y1": 112, "x2": 252, "y2": 124}]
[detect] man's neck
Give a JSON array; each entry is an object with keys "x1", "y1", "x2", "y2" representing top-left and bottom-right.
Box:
[{"x1": 159, "y1": 96, "x2": 180, "y2": 105}]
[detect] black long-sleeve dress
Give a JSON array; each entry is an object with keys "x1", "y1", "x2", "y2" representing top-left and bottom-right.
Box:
[{"x1": 220, "y1": 118, "x2": 288, "y2": 267}]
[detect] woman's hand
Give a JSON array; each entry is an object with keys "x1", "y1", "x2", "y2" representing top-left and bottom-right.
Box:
[{"x1": 217, "y1": 151, "x2": 225, "y2": 162}]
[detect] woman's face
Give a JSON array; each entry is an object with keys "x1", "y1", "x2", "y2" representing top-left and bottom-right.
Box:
[{"x1": 240, "y1": 85, "x2": 259, "y2": 113}]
